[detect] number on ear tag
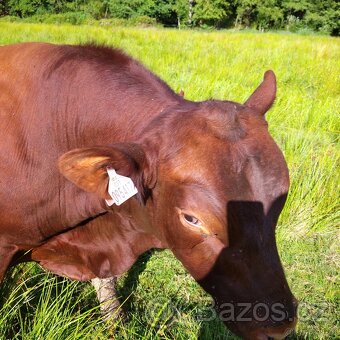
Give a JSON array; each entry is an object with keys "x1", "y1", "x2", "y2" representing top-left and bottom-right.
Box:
[{"x1": 105, "y1": 168, "x2": 138, "y2": 206}]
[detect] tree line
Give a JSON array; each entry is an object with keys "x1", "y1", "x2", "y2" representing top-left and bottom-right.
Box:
[{"x1": 0, "y1": 0, "x2": 339, "y2": 36}]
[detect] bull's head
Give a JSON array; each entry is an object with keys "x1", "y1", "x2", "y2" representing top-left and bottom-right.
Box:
[{"x1": 58, "y1": 71, "x2": 297, "y2": 339}]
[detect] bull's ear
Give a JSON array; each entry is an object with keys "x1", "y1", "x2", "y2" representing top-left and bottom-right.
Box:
[
  {"x1": 58, "y1": 143, "x2": 156, "y2": 202},
  {"x1": 244, "y1": 70, "x2": 276, "y2": 115}
]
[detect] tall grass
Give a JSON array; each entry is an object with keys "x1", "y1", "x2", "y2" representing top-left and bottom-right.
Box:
[{"x1": 0, "y1": 22, "x2": 339, "y2": 339}]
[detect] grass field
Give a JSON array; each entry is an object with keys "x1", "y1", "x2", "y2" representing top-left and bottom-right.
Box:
[{"x1": 0, "y1": 22, "x2": 339, "y2": 339}]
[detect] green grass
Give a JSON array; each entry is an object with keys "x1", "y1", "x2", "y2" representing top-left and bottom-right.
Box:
[{"x1": 0, "y1": 22, "x2": 339, "y2": 339}]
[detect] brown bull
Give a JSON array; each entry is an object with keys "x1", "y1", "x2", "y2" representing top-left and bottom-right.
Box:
[{"x1": 0, "y1": 42, "x2": 297, "y2": 339}]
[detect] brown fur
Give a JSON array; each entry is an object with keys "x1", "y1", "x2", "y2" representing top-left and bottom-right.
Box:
[{"x1": 0, "y1": 42, "x2": 296, "y2": 339}]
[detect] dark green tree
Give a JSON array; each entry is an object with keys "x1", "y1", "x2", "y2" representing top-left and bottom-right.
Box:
[
  {"x1": 108, "y1": 0, "x2": 139, "y2": 19},
  {"x1": 81, "y1": 0, "x2": 110, "y2": 19},
  {"x1": 6, "y1": 0, "x2": 85, "y2": 17},
  {"x1": 108, "y1": 0, "x2": 177, "y2": 25},
  {"x1": 142, "y1": 0, "x2": 177, "y2": 26},
  {"x1": 193, "y1": 0, "x2": 231, "y2": 27},
  {"x1": 304, "y1": 0, "x2": 340, "y2": 35},
  {"x1": 173, "y1": 0, "x2": 189, "y2": 28},
  {"x1": 0, "y1": 0, "x2": 9, "y2": 16},
  {"x1": 281, "y1": 0, "x2": 310, "y2": 19},
  {"x1": 7, "y1": 0, "x2": 45, "y2": 17},
  {"x1": 234, "y1": 0, "x2": 283, "y2": 29}
]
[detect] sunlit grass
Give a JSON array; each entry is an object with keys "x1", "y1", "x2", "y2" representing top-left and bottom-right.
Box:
[{"x1": 0, "y1": 22, "x2": 339, "y2": 339}]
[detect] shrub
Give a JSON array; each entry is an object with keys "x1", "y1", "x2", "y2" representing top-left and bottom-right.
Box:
[
  {"x1": 96, "y1": 16, "x2": 159, "y2": 28},
  {"x1": 0, "y1": 15, "x2": 20, "y2": 22},
  {"x1": 129, "y1": 15, "x2": 157, "y2": 27},
  {"x1": 21, "y1": 12, "x2": 92, "y2": 25}
]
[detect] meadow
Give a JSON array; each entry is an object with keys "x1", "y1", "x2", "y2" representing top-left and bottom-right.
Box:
[{"x1": 0, "y1": 22, "x2": 339, "y2": 339}]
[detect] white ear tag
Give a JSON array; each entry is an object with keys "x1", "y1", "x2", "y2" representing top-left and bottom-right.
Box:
[{"x1": 105, "y1": 168, "x2": 138, "y2": 206}]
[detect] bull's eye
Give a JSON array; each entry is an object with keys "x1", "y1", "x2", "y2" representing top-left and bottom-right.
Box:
[
  {"x1": 176, "y1": 208, "x2": 209, "y2": 234},
  {"x1": 183, "y1": 214, "x2": 202, "y2": 227}
]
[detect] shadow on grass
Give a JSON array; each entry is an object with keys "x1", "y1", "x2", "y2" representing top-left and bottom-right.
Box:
[{"x1": 116, "y1": 249, "x2": 156, "y2": 312}]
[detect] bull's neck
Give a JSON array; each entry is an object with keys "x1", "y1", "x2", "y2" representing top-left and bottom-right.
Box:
[
  {"x1": 57, "y1": 96, "x2": 179, "y2": 233},
  {"x1": 65, "y1": 94, "x2": 181, "y2": 149}
]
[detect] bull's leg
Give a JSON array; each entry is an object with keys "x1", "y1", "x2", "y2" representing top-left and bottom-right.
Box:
[{"x1": 91, "y1": 277, "x2": 123, "y2": 322}]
